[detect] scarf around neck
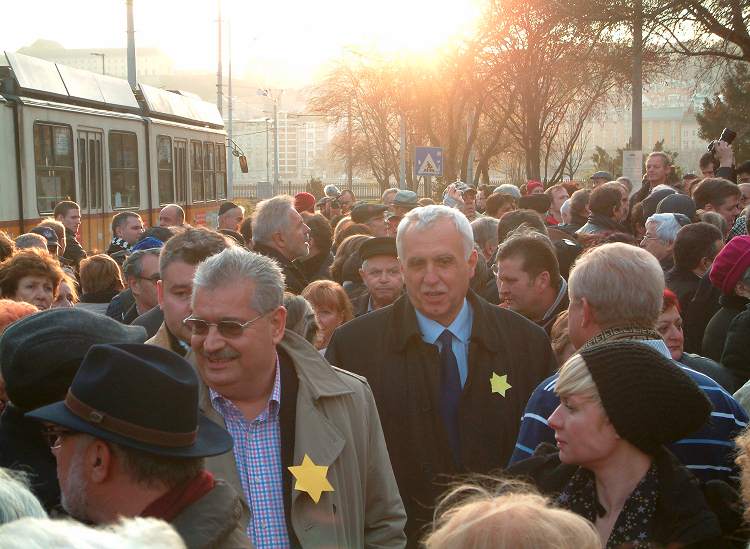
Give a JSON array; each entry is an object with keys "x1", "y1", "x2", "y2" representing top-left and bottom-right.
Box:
[{"x1": 581, "y1": 326, "x2": 663, "y2": 350}]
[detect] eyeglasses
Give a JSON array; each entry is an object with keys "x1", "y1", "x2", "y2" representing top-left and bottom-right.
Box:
[
  {"x1": 183, "y1": 313, "x2": 266, "y2": 338},
  {"x1": 43, "y1": 427, "x2": 77, "y2": 449}
]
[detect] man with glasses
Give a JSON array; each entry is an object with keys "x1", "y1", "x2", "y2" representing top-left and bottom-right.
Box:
[
  {"x1": 187, "y1": 246, "x2": 406, "y2": 548},
  {"x1": 26, "y1": 343, "x2": 249, "y2": 548},
  {"x1": 0, "y1": 308, "x2": 146, "y2": 512},
  {"x1": 121, "y1": 249, "x2": 161, "y2": 324},
  {"x1": 147, "y1": 227, "x2": 231, "y2": 357}
]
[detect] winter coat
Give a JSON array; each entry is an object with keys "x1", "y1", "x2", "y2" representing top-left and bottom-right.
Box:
[
  {"x1": 703, "y1": 294, "x2": 750, "y2": 362},
  {"x1": 325, "y1": 290, "x2": 556, "y2": 544},
  {"x1": 62, "y1": 227, "x2": 86, "y2": 268},
  {"x1": 720, "y1": 304, "x2": 750, "y2": 390},
  {"x1": 202, "y1": 330, "x2": 407, "y2": 548},
  {"x1": 253, "y1": 243, "x2": 309, "y2": 295},
  {"x1": 171, "y1": 480, "x2": 253, "y2": 549},
  {"x1": 507, "y1": 444, "x2": 733, "y2": 549},
  {"x1": 0, "y1": 404, "x2": 60, "y2": 512}
]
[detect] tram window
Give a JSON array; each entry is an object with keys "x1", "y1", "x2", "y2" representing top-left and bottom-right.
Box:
[
  {"x1": 175, "y1": 140, "x2": 188, "y2": 204},
  {"x1": 33, "y1": 123, "x2": 75, "y2": 213},
  {"x1": 157, "y1": 135, "x2": 174, "y2": 204},
  {"x1": 216, "y1": 143, "x2": 227, "y2": 200},
  {"x1": 109, "y1": 131, "x2": 140, "y2": 209},
  {"x1": 203, "y1": 142, "x2": 216, "y2": 201},
  {"x1": 191, "y1": 140, "x2": 203, "y2": 202}
]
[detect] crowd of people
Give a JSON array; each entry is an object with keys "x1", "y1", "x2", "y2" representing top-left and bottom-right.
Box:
[{"x1": 1, "y1": 140, "x2": 750, "y2": 548}]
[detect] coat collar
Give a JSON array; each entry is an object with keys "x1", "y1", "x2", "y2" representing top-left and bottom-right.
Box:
[
  {"x1": 387, "y1": 290, "x2": 502, "y2": 353},
  {"x1": 277, "y1": 330, "x2": 354, "y2": 400}
]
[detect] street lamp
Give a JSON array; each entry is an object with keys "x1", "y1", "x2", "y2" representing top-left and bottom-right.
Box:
[
  {"x1": 265, "y1": 118, "x2": 271, "y2": 184},
  {"x1": 90, "y1": 52, "x2": 105, "y2": 75}
]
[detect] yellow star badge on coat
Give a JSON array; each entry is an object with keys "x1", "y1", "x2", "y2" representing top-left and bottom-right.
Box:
[
  {"x1": 490, "y1": 372, "x2": 512, "y2": 397},
  {"x1": 288, "y1": 454, "x2": 335, "y2": 503}
]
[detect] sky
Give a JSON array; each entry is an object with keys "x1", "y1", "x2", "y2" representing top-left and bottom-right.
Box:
[{"x1": 5, "y1": 0, "x2": 483, "y2": 88}]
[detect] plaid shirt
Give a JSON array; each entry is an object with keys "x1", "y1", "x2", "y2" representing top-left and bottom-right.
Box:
[{"x1": 209, "y1": 358, "x2": 290, "y2": 548}]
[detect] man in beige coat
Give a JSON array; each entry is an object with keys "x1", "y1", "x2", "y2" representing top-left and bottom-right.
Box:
[{"x1": 188, "y1": 246, "x2": 406, "y2": 548}]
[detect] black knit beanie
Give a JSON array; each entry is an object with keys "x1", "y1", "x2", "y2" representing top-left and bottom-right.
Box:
[{"x1": 579, "y1": 341, "x2": 713, "y2": 454}]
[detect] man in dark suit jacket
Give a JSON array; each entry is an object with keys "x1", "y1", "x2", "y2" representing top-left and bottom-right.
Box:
[{"x1": 326, "y1": 205, "x2": 556, "y2": 545}]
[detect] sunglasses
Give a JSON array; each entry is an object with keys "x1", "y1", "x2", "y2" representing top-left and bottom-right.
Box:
[
  {"x1": 43, "y1": 427, "x2": 77, "y2": 449},
  {"x1": 183, "y1": 312, "x2": 266, "y2": 338}
]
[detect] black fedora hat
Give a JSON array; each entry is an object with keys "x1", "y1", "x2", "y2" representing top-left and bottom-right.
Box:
[{"x1": 27, "y1": 343, "x2": 232, "y2": 458}]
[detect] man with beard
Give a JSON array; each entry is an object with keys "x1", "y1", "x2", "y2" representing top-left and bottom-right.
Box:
[
  {"x1": 252, "y1": 195, "x2": 311, "y2": 294},
  {"x1": 354, "y1": 237, "x2": 403, "y2": 317},
  {"x1": 0, "y1": 308, "x2": 146, "y2": 513},
  {"x1": 27, "y1": 343, "x2": 249, "y2": 548}
]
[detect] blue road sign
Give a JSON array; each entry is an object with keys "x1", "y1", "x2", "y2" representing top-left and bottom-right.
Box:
[{"x1": 415, "y1": 147, "x2": 443, "y2": 177}]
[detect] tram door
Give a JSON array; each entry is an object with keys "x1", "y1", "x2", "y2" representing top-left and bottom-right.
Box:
[{"x1": 77, "y1": 130, "x2": 106, "y2": 252}]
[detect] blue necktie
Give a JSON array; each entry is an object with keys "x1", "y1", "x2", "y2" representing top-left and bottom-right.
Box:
[{"x1": 438, "y1": 329, "x2": 462, "y2": 465}]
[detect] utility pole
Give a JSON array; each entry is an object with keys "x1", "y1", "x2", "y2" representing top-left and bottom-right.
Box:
[
  {"x1": 466, "y1": 107, "x2": 475, "y2": 185},
  {"x1": 125, "y1": 0, "x2": 137, "y2": 89},
  {"x1": 632, "y1": 0, "x2": 642, "y2": 151},
  {"x1": 265, "y1": 119, "x2": 270, "y2": 184},
  {"x1": 399, "y1": 113, "x2": 406, "y2": 189},
  {"x1": 226, "y1": 21, "x2": 233, "y2": 197},
  {"x1": 273, "y1": 93, "x2": 281, "y2": 187},
  {"x1": 347, "y1": 100, "x2": 353, "y2": 188},
  {"x1": 216, "y1": 0, "x2": 223, "y2": 115}
]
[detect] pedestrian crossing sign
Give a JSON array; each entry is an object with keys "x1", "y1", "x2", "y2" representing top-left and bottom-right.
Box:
[{"x1": 415, "y1": 147, "x2": 443, "y2": 177}]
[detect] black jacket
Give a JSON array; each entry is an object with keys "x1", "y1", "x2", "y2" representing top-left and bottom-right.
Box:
[
  {"x1": 62, "y1": 227, "x2": 86, "y2": 268},
  {"x1": 325, "y1": 291, "x2": 556, "y2": 544},
  {"x1": 0, "y1": 405, "x2": 60, "y2": 512},
  {"x1": 720, "y1": 305, "x2": 750, "y2": 390},
  {"x1": 680, "y1": 352, "x2": 738, "y2": 393},
  {"x1": 106, "y1": 288, "x2": 135, "y2": 323},
  {"x1": 703, "y1": 294, "x2": 750, "y2": 362},
  {"x1": 352, "y1": 292, "x2": 371, "y2": 317},
  {"x1": 253, "y1": 243, "x2": 309, "y2": 294},
  {"x1": 683, "y1": 271, "x2": 721, "y2": 355},
  {"x1": 299, "y1": 250, "x2": 333, "y2": 282},
  {"x1": 507, "y1": 444, "x2": 732, "y2": 548},
  {"x1": 666, "y1": 266, "x2": 701, "y2": 314}
]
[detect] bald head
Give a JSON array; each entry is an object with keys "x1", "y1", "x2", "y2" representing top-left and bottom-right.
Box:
[{"x1": 158, "y1": 204, "x2": 185, "y2": 227}]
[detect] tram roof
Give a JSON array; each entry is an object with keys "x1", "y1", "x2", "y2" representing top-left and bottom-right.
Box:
[
  {"x1": 2, "y1": 52, "x2": 224, "y2": 129},
  {"x1": 4, "y1": 51, "x2": 139, "y2": 110}
]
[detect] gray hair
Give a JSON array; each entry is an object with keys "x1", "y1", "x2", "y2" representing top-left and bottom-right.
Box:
[
  {"x1": 470, "y1": 217, "x2": 499, "y2": 250},
  {"x1": 251, "y1": 195, "x2": 295, "y2": 246},
  {"x1": 700, "y1": 211, "x2": 728, "y2": 236},
  {"x1": 560, "y1": 199, "x2": 571, "y2": 220},
  {"x1": 193, "y1": 246, "x2": 285, "y2": 314},
  {"x1": 493, "y1": 184, "x2": 522, "y2": 199},
  {"x1": 645, "y1": 213, "x2": 681, "y2": 243},
  {"x1": 122, "y1": 248, "x2": 161, "y2": 281},
  {"x1": 616, "y1": 176, "x2": 633, "y2": 194},
  {"x1": 381, "y1": 187, "x2": 399, "y2": 203},
  {"x1": 0, "y1": 469, "x2": 46, "y2": 525},
  {"x1": 396, "y1": 205, "x2": 474, "y2": 260},
  {"x1": 0, "y1": 517, "x2": 185, "y2": 549},
  {"x1": 568, "y1": 243, "x2": 664, "y2": 328},
  {"x1": 13, "y1": 233, "x2": 47, "y2": 251}
]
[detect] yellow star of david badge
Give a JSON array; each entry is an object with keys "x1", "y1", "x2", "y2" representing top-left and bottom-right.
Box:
[
  {"x1": 490, "y1": 372, "x2": 512, "y2": 397},
  {"x1": 288, "y1": 454, "x2": 335, "y2": 503}
]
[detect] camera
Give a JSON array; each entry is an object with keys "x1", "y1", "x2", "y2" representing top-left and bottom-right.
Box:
[{"x1": 707, "y1": 128, "x2": 737, "y2": 153}]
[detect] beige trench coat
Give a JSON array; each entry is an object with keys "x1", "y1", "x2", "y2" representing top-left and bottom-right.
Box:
[{"x1": 200, "y1": 330, "x2": 407, "y2": 549}]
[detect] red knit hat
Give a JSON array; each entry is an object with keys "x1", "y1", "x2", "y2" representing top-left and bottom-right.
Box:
[
  {"x1": 294, "y1": 192, "x2": 316, "y2": 213},
  {"x1": 526, "y1": 180, "x2": 543, "y2": 195},
  {"x1": 710, "y1": 235, "x2": 750, "y2": 295}
]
